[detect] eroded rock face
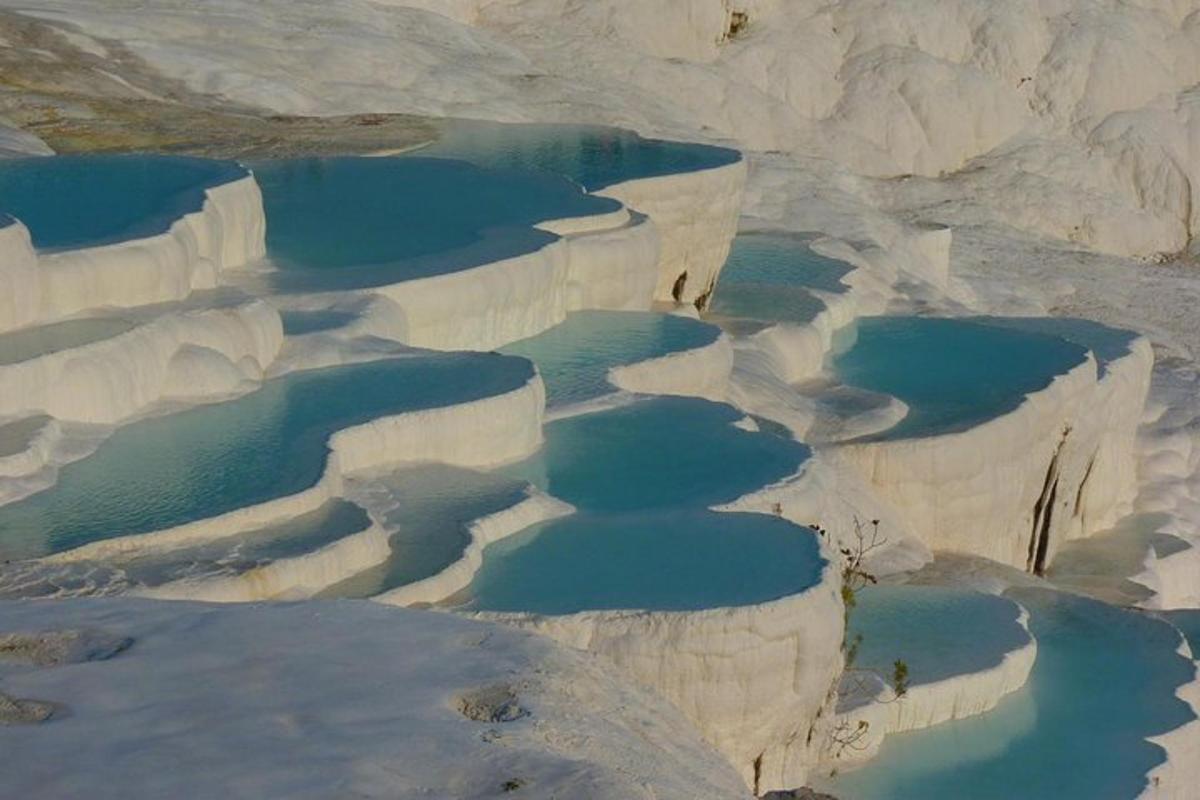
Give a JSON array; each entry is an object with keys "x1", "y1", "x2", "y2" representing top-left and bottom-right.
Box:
[
  {"x1": 761, "y1": 789, "x2": 838, "y2": 800},
  {"x1": 0, "y1": 690, "x2": 55, "y2": 724},
  {"x1": 455, "y1": 683, "x2": 529, "y2": 723},
  {"x1": 0, "y1": 628, "x2": 132, "y2": 667}
]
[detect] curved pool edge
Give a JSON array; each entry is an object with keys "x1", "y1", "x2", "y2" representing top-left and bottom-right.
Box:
[
  {"x1": 831, "y1": 332, "x2": 1153, "y2": 570},
  {"x1": 606, "y1": 328, "x2": 734, "y2": 402},
  {"x1": 465, "y1": 536, "x2": 844, "y2": 795},
  {"x1": 40, "y1": 369, "x2": 547, "y2": 565},
  {"x1": 131, "y1": 517, "x2": 393, "y2": 603},
  {"x1": 31, "y1": 171, "x2": 266, "y2": 328},
  {"x1": 0, "y1": 296, "x2": 284, "y2": 425},
  {"x1": 1140, "y1": 635, "x2": 1200, "y2": 799},
  {"x1": 320, "y1": 209, "x2": 662, "y2": 352},
  {"x1": 372, "y1": 489, "x2": 575, "y2": 608}
]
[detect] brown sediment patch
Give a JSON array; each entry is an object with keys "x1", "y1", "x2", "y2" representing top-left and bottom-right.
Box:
[{"x1": 0, "y1": 8, "x2": 439, "y2": 158}]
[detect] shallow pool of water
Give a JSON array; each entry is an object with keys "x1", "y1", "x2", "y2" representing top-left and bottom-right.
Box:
[
  {"x1": 832, "y1": 317, "x2": 1090, "y2": 440},
  {"x1": 0, "y1": 353, "x2": 534, "y2": 559},
  {"x1": 466, "y1": 509, "x2": 823, "y2": 614},
  {"x1": 0, "y1": 317, "x2": 138, "y2": 365},
  {"x1": 253, "y1": 156, "x2": 618, "y2": 291},
  {"x1": 321, "y1": 465, "x2": 529, "y2": 599},
  {"x1": 967, "y1": 317, "x2": 1138, "y2": 377},
  {"x1": 417, "y1": 120, "x2": 740, "y2": 191},
  {"x1": 113, "y1": 500, "x2": 371, "y2": 588},
  {"x1": 849, "y1": 585, "x2": 1031, "y2": 686},
  {"x1": 0, "y1": 154, "x2": 246, "y2": 251},
  {"x1": 709, "y1": 233, "x2": 852, "y2": 326},
  {"x1": 819, "y1": 588, "x2": 1196, "y2": 800},
  {"x1": 501, "y1": 396, "x2": 810, "y2": 512},
  {"x1": 500, "y1": 311, "x2": 721, "y2": 407}
]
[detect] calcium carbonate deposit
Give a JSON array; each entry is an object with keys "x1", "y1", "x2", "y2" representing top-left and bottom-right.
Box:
[{"x1": 0, "y1": 2, "x2": 1197, "y2": 798}]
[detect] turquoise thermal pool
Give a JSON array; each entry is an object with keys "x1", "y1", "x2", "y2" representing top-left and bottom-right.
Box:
[
  {"x1": 832, "y1": 316, "x2": 1091, "y2": 440},
  {"x1": 820, "y1": 589, "x2": 1197, "y2": 800},
  {"x1": 253, "y1": 156, "x2": 619, "y2": 290},
  {"x1": 466, "y1": 510, "x2": 824, "y2": 614},
  {"x1": 501, "y1": 396, "x2": 810, "y2": 511},
  {"x1": 0, "y1": 317, "x2": 138, "y2": 365},
  {"x1": 710, "y1": 233, "x2": 851, "y2": 326},
  {"x1": 500, "y1": 311, "x2": 722, "y2": 407},
  {"x1": 0, "y1": 353, "x2": 534, "y2": 560},
  {"x1": 416, "y1": 120, "x2": 741, "y2": 191},
  {"x1": 0, "y1": 154, "x2": 246, "y2": 251},
  {"x1": 322, "y1": 465, "x2": 529, "y2": 599},
  {"x1": 849, "y1": 585, "x2": 1032, "y2": 685},
  {"x1": 461, "y1": 396, "x2": 821, "y2": 613},
  {"x1": 965, "y1": 316, "x2": 1139, "y2": 377}
]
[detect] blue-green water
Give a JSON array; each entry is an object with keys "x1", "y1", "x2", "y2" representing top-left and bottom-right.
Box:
[
  {"x1": 832, "y1": 317, "x2": 1090, "y2": 440},
  {"x1": 418, "y1": 121, "x2": 740, "y2": 191},
  {"x1": 710, "y1": 233, "x2": 852, "y2": 325},
  {"x1": 850, "y1": 586, "x2": 1032, "y2": 685},
  {"x1": 321, "y1": 465, "x2": 529, "y2": 599},
  {"x1": 114, "y1": 500, "x2": 371, "y2": 588},
  {"x1": 0, "y1": 354, "x2": 534, "y2": 560},
  {"x1": 279, "y1": 309, "x2": 360, "y2": 336},
  {"x1": 968, "y1": 317, "x2": 1138, "y2": 377},
  {"x1": 468, "y1": 510, "x2": 824, "y2": 614},
  {"x1": 821, "y1": 589, "x2": 1196, "y2": 800},
  {"x1": 502, "y1": 397, "x2": 810, "y2": 511},
  {"x1": 464, "y1": 397, "x2": 820, "y2": 614},
  {"x1": 253, "y1": 157, "x2": 618, "y2": 290},
  {"x1": 500, "y1": 311, "x2": 722, "y2": 407},
  {"x1": 0, "y1": 317, "x2": 138, "y2": 364},
  {"x1": 0, "y1": 155, "x2": 246, "y2": 251}
]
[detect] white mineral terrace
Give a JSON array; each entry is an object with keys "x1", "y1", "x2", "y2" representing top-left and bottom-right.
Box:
[
  {"x1": 0, "y1": 95, "x2": 1192, "y2": 798},
  {"x1": 0, "y1": 176, "x2": 266, "y2": 333}
]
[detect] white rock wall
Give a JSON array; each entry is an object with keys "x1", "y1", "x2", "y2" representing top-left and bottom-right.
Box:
[
  {"x1": 598, "y1": 158, "x2": 747, "y2": 307},
  {"x1": 608, "y1": 331, "x2": 734, "y2": 402},
  {"x1": 476, "y1": 558, "x2": 845, "y2": 794},
  {"x1": 133, "y1": 521, "x2": 392, "y2": 603},
  {"x1": 45, "y1": 371, "x2": 546, "y2": 563},
  {"x1": 0, "y1": 220, "x2": 39, "y2": 332},
  {"x1": 31, "y1": 175, "x2": 266, "y2": 328},
  {"x1": 0, "y1": 298, "x2": 283, "y2": 424},
  {"x1": 365, "y1": 212, "x2": 661, "y2": 351},
  {"x1": 883, "y1": 607, "x2": 1036, "y2": 734},
  {"x1": 833, "y1": 339, "x2": 1154, "y2": 571}
]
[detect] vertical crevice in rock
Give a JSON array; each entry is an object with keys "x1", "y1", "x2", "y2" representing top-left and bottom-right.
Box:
[
  {"x1": 1027, "y1": 428, "x2": 1070, "y2": 574},
  {"x1": 1073, "y1": 453, "x2": 1097, "y2": 519},
  {"x1": 1032, "y1": 477, "x2": 1059, "y2": 576},
  {"x1": 753, "y1": 752, "x2": 764, "y2": 796},
  {"x1": 671, "y1": 270, "x2": 688, "y2": 302}
]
